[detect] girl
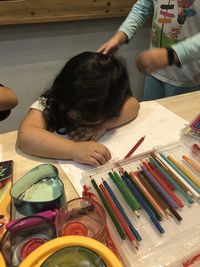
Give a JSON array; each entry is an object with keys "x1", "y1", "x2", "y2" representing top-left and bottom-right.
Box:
[
  {"x1": 18, "y1": 52, "x2": 140, "y2": 166},
  {"x1": 98, "y1": 0, "x2": 200, "y2": 100}
]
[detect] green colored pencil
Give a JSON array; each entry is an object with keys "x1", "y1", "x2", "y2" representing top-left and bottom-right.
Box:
[
  {"x1": 108, "y1": 171, "x2": 141, "y2": 212},
  {"x1": 90, "y1": 177, "x2": 126, "y2": 240}
]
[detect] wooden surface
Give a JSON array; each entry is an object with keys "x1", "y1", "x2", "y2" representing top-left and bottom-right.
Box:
[
  {"x1": 1, "y1": 91, "x2": 200, "y2": 204},
  {"x1": 0, "y1": 0, "x2": 135, "y2": 25}
]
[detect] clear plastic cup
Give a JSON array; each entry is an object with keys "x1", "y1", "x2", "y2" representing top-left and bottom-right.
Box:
[{"x1": 55, "y1": 198, "x2": 108, "y2": 245}]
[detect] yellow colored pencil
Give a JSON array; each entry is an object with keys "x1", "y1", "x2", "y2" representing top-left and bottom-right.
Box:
[{"x1": 168, "y1": 155, "x2": 200, "y2": 188}]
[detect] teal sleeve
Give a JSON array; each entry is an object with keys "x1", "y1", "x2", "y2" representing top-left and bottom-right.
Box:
[
  {"x1": 172, "y1": 33, "x2": 200, "y2": 65},
  {"x1": 118, "y1": 0, "x2": 154, "y2": 41}
]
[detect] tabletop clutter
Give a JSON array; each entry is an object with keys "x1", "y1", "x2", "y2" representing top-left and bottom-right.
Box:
[{"x1": 0, "y1": 114, "x2": 200, "y2": 267}]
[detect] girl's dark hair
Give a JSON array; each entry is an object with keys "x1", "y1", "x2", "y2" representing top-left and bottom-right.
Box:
[{"x1": 41, "y1": 51, "x2": 132, "y2": 136}]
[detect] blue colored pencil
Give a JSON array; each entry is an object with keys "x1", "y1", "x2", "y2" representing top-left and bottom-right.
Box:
[
  {"x1": 122, "y1": 172, "x2": 165, "y2": 234},
  {"x1": 102, "y1": 179, "x2": 142, "y2": 241}
]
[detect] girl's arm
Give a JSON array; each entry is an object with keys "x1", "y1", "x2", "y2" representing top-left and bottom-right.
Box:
[
  {"x1": 103, "y1": 96, "x2": 140, "y2": 130},
  {"x1": 17, "y1": 109, "x2": 111, "y2": 167},
  {"x1": 0, "y1": 86, "x2": 18, "y2": 111},
  {"x1": 76, "y1": 96, "x2": 140, "y2": 141},
  {"x1": 172, "y1": 32, "x2": 200, "y2": 65},
  {"x1": 98, "y1": 0, "x2": 154, "y2": 53},
  {"x1": 118, "y1": 0, "x2": 154, "y2": 41}
]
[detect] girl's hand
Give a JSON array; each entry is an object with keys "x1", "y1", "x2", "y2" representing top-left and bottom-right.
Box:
[
  {"x1": 97, "y1": 32, "x2": 128, "y2": 54},
  {"x1": 72, "y1": 141, "x2": 111, "y2": 166},
  {"x1": 136, "y1": 48, "x2": 168, "y2": 73}
]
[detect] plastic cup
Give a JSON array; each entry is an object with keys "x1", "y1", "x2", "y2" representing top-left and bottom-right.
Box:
[{"x1": 55, "y1": 198, "x2": 108, "y2": 245}]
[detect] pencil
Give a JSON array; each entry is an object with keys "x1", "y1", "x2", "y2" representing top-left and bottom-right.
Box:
[
  {"x1": 151, "y1": 153, "x2": 193, "y2": 196},
  {"x1": 140, "y1": 164, "x2": 178, "y2": 209},
  {"x1": 182, "y1": 155, "x2": 200, "y2": 173},
  {"x1": 127, "y1": 171, "x2": 162, "y2": 221},
  {"x1": 124, "y1": 136, "x2": 145, "y2": 158},
  {"x1": 157, "y1": 153, "x2": 200, "y2": 198},
  {"x1": 129, "y1": 171, "x2": 165, "y2": 217},
  {"x1": 121, "y1": 172, "x2": 165, "y2": 232},
  {"x1": 129, "y1": 171, "x2": 165, "y2": 234},
  {"x1": 136, "y1": 169, "x2": 168, "y2": 216},
  {"x1": 112, "y1": 170, "x2": 141, "y2": 210},
  {"x1": 167, "y1": 155, "x2": 200, "y2": 188},
  {"x1": 99, "y1": 183, "x2": 139, "y2": 249},
  {"x1": 149, "y1": 157, "x2": 193, "y2": 204},
  {"x1": 142, "y1": 160, "x2": 184, "y2": 208},
  {"x1": 90, "y1": 177, "x2": 126, "y2": 240},
  {"x1": 139, "y1": 165, "x2": 182, "y2": 222},
  {"x1": 108, "y1": 171, "x2": 141, "y2": 217},
  {"x1": 161, "y1": 153, "x2": 200, "y2": 194},
  {"x1": 102, "y1": 178, "x2": 142, "y2": 241}
]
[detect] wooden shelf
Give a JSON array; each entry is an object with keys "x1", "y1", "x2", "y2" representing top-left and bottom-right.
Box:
[{"x1": 0, "y1": 0, "x2": 136, "y2": 25}]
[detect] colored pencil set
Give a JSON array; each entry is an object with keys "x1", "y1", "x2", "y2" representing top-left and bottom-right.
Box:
[{"x1": 88, "y1": 146, "x2": 200, "y2": 249}]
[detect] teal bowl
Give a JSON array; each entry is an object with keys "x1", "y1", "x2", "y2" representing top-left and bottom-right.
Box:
[{"x1": 10, "y1": 164, "x2": 66, "y2": 216}]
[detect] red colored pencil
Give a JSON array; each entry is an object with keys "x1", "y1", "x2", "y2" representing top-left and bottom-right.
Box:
[
  {"x1": 99, "y1": 183, "x2": 138, "y2": 249},
  {"x1": 124, "y1": 136, "x2": 146, "y2": 158},
  {"x1": 142, "y1": 160, "x2": 184, "y2": 208}
]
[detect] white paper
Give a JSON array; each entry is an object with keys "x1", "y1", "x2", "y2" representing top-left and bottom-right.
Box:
[{"x1": 58, "y1": 101, "x2": 187, "y2": 196}]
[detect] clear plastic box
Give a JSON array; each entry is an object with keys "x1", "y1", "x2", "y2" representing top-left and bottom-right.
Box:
[{"x1": 82, "y1": 141, "x2": 200, "y2": 267}]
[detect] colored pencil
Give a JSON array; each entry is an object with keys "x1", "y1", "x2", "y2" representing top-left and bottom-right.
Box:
[
  {"x1": 99, "y1": 183, "x2": 138, "y2": 249},
  {"x1": 148, "y1": 161, "x2": 175, "y2": 191},
  {"x1": 182, "y1": 155, "x2": 200, "y2": 173},
  {"x1": 160, "y1": 153, "x2": 200, "y2": 194},
  {"x1": 102, "y1": 178, "x2": 142, "y2": 241},
  {"x1": 121, "y1": 172, "x2": 165, "y2": 233},
  {"x1": 167, "y1": 155, "x2": 200, "y2": 188},
  {"x1": 90, "y1": 177, "x2": 126, "y2": 240},
  {"x1": 157, "y1": 153, "x2": 200, "y2": 198},
  {"x1": 124, "y1": 136, "x2": 145, "y2": 158},
  {"x1": 129, "y1": 171, "x2": 165, "y2": 234},
  {"x1": 151, "y1": 153, "x2": 193, "y2": 196},
  {"x1": 139, "y1": 166, "x2": 182, "y2": 222},
  {"x1": 140, "y1": 164, "x2": 178, "y2": 209},
  {"x1": 125, "y1": 171, "x2": 162, "y2": 221},
  {"x1": 149, "y1": 157, "x2": 193, "y2": 204},
  {"x1": 112, "y1": 170, "x2": 141, "y2": 210},
  {"x1": 142, "y1": 160, "x2": 184, "y2": 208},
  {"x1": 108, "y1": 171, "x2": 140, "y2": 217},
  {"x1": 129, "y1": 171, "x2": 165, "y2": 217},
  {"x1": 136, "y1": 170, "x2": 168, "y2": 215}
]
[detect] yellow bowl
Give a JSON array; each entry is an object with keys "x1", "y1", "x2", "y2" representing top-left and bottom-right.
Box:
[
  {"x1": 0, "y1": 252, "x2": 6, "y2": 267},
  {"x1": 18, "y1": 236, "x2": 124, "y2": 267}
]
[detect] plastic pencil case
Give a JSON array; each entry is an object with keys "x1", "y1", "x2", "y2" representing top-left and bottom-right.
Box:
[
  {"x1": 82, "y1": 140, "x2": 200, "y2": 267},
  {"x1": 10, "y1": 164, "x2": 66, "y2": 216},
  {"x1": 181, "y1": 113, "x2": 200, "y2": 142}
]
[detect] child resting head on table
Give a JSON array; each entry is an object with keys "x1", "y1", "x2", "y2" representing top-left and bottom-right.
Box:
[{"x1": 17, "y1": 51, "x2": 140, "y2": 166}]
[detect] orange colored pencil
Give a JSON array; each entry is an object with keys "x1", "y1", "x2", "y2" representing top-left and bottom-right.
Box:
[
  {"x1": 182, "y1": 155, "x2": 200, "y2": 174},
  {"x1": 129, "y1": 171, "x2": 165, "y2": 217}
]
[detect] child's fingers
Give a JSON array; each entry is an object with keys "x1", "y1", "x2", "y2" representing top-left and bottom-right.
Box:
[{"x1": 92, "y1": 152, "x2": 107, "y2": 165}]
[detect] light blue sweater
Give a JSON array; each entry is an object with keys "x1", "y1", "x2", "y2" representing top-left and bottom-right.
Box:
[{"x1": 119, "y1": 0, "x2": 200, "y2": 86}]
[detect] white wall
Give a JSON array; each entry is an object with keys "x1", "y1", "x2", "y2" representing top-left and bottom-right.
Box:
[{"x1": 0, "y1": 18, "x2": 151, "y2": 133}]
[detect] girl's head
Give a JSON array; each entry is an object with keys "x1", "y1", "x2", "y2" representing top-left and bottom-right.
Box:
[{"x1": 42, "y1": 51, "x2": 132, "y2": 136}]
